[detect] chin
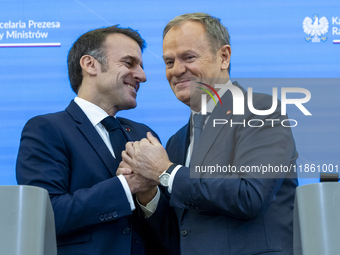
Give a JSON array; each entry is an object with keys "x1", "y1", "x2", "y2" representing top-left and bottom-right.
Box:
[
  {"x1": 176, "y1": 95, "x2": 190, "y2": 106},
  {"x1": 119, "y1": 101, "x2": 137, "y2": 111},
  {"x1": 128, "y1": 102, "x2": 137, "y2": 109}
]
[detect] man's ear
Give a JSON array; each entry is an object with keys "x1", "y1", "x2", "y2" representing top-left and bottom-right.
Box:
[
  {"x1": 80, "y1": 55, "x2": 98, "y2": 76},
  {"x1": 220, "y1": 45, "x2": 231, "y2": 71}
]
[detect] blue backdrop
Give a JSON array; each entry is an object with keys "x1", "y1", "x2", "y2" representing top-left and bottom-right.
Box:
[{"x1": 1, "y1": 0, "x2": 339, "y2": 186}]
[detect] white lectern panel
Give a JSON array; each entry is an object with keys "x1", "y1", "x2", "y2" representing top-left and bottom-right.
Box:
[{"x1": 0, "y1": 185, "x2": 56, "y2": 255}]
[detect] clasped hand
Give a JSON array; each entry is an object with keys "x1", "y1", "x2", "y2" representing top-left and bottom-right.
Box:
[{"x1": 116, "y1": 132, "x2": 172, "y2": 205}]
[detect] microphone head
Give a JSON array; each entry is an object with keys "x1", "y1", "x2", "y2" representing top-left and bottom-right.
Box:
[{"x1": 320, "y1": 173, "x2": 339, "y2": 182}]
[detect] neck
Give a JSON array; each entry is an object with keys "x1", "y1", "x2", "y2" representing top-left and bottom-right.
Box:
[{"x1": 77, "y1": 90, "x2": 118, "y2": 117}]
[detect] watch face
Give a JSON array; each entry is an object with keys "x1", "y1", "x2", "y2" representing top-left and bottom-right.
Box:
[{"x1": 160, "y1": 173, "x2": 170, "y2": 187}]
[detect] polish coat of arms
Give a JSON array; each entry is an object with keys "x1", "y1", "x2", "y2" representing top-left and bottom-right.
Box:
[{"x1": 303, "y1": 15, "x2": 329, "y2": 43}]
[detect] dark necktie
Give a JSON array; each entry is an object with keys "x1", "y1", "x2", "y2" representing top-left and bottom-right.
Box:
[
  {"x1": 193, "y1": 113, "x2": 207, "y2": 153},
  {"x1": 101, "y1": 116, "x2": 127, "y2": 162}
]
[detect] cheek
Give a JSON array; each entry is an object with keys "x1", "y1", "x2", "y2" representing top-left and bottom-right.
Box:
[
  {"x1": 186, "y1": 63, "x2": 202, "y2": 76},
  {"x1": 165, "y1": 70, "x2": 172, "y2": 82}
]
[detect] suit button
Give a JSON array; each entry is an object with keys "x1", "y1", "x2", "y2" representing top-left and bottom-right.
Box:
[
  {"x1": 181, "y1": 229, "x2": 188, "y2": 236},
  {"x1": 104, "y1": 214, "x2": 109, "y2": 220},
  {"x1": 122, "y1": 227, "x2": 131, "y2": 235},
  {"x1": 134, "y1": 239, "x2": 139, "y2": 244},
  {"x1": 99, "y1": 215, "x2": 105, "y2": 221},
  {"x1": 194, "y1": 204, "x2": 201, "y2": 210},
  {"x1": 112, "y1": 211, "x2": 118, "y2": 218},
  {"x1": 107, "y1": 213, "x2": 113, "y2": 220}
]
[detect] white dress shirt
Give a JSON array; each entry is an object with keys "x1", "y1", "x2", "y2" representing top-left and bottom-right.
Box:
[{"x1": 74, "y1": 97, "x2": 136, "y2": 211}]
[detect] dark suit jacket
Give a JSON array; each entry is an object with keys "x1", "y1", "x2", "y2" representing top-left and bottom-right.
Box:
[
  {"x1": 148, "y1": 83, "x2": 298, "y2": 255},
  {"x1": 16, "y1": 100, "x2": 167, "y2": 255}
]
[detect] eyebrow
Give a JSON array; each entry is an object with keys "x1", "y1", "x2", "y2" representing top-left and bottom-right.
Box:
[
  {"x1": 163, "y1": 50, "x2": 198, "y2": 60},
  {"x1": 162, "y1": 55, "x2": 173, "y2": 62}
]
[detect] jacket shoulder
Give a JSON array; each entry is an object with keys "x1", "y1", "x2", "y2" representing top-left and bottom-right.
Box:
[{"x1": 118, "y1": 117, "x2": 161, "y2": 142}]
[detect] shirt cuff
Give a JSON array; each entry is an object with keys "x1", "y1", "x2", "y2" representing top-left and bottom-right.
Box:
[
  {"x1": 168, "y1": 165, "x2": 183, "y2": 193},
  {"x1": 117, "y1": 174, "x2": 136, "y2": 211},
  {"x1": 138, "y1": 187, "x2": 161, "y2": 218}
]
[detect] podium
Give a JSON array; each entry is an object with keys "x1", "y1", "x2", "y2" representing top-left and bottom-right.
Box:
[
  {"x1": 0, "y1": 185, "x2": 57, "y2": 255},
  {"x1": 294, "y1": 182, "x2": 340, "y2": 255}
]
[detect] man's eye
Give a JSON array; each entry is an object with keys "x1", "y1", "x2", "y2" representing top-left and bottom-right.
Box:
[
  {"x1": 124, "y1": 61, "x2": 132, "y2": 66},
  {"x1": 165, "y1": 61, "x2": 174, "y2": 67}
]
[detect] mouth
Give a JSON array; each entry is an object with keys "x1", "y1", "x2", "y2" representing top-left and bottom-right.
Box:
[
  {"x1": 173, "y1": 77, "x2": 196, "y2": 86},
  {"x1": 174, "y1": 79, "x2": 191, "y2": 86},
  {"x1": 124, "y1": 82, "x2": 139, "y2": 93},
  {"x1": 174, "y1": 80, "x2": 190, "y2": 86}
]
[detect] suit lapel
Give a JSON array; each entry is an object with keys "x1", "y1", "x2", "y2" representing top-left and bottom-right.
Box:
[
  {"x1": 167, "y1": 121, "x2": 190, "y2": 166},
  {"x1": 66, "y1": 101, "x2": 119, "y2": 177},
  {"x1": 191, "y1": 81, "x2": 245, "y2": 166},
  {"x1": 166, "y1": 122, "x2": 190, "y2": 221},
  {"x1": 118, "y1": 120, "x2": 140, "y2": 142},
  {"x1": 177, "y1": 123, "x2": 190, "y2": 165}
]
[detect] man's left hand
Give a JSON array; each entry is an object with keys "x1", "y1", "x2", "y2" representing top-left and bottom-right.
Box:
[{"x1": 122, "y1": 132, "x2": 173, "y2": 182}]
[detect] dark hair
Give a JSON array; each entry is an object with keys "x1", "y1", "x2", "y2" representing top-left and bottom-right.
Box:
[
  {"x1": 163, "y1": 12, "x2": 231, "y2": 73},
  {"x1": 68, "y1": 25, "x2": 146, "y2": 94}
]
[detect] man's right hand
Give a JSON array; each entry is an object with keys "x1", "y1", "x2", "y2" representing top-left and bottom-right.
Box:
[{"x1": 117, "y1": 161, "x2": 158, "y2": 206}]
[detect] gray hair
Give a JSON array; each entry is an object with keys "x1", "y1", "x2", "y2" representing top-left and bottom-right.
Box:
[{"x1": 163, "y1": 12, "x2": 231, "y2": 73}]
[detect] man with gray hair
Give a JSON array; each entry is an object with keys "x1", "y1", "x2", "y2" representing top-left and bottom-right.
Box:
[{"x1": 119, "y1": 12, "x2": 298, "y2": 255}]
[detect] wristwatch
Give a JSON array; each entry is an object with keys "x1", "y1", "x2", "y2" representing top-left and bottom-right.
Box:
[
  {"x1": 159, "y1": 171, "x2": 171, "y2": 187},
  {"x1": 159, "y1": 163, "x2": 177, "y2": 187}
]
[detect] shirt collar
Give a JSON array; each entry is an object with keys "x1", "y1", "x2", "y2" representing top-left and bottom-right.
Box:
[
  {"x1": 191, "y1": 79, "x2": 232, "y2": 116},
  {"x1": 74, "y1": 97, "x2": 111, "y2": 127}
]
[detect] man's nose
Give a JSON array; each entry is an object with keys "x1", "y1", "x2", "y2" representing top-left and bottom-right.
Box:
[
  {"x1": 133, "y1": 66, "x2": 147, "y2": 83},
  {"x1": 172, "y1": 60, "x2": 186, "y2": 77}
]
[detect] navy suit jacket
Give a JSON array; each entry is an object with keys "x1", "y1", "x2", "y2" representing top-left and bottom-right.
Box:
[
  {"x1": 16, "y1": 100, "x2": 168, "y2": 255},
  {"x1": 148, "y1": 83, "x2": 298, "y2": 255}
]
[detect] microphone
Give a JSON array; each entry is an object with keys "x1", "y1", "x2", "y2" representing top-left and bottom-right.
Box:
[{"x1": 320, "y1": 173, "x2": 339, "y2": 182}]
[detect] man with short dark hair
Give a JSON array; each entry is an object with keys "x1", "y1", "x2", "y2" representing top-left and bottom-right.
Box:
[
  {"x1": 119, "y1": 13, "x2": 298, "y2": 255},
  {"x1": 16, "y1": 25, "x2": 165, "y2": 255}
]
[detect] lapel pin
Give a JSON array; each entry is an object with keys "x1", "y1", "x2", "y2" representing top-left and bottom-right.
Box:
[
  {"x1": 125, "y1": 128, "x2": 131, "y2": 131},
  {"x1": 226, "y1": 110, "x2": 231, "y2": 115}
]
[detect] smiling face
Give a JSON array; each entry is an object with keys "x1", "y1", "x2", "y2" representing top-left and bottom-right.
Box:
[
  {"x1": 163, "y1": 21, "x2": 230, "y2": 109},
  {"x1": 94, "y1": 33, "x2": 146, "y2": 114}
]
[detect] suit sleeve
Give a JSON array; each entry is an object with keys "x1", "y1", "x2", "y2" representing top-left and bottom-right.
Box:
[
  {"x1": 168, "y1": 95, "x2": 298, "y2": 220},
  {"x1": 16, "y1": 116, "x2": 132, "y2": 237},
  {"x1": 145, "y1": 186, "x2": 180, "y2": 255}
]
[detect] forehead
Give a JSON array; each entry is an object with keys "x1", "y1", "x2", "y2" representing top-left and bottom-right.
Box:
[
  {"x1": 163, "y1": 21, "x2": 209, "y2": 55},
  {"x1": 104, "y1": 33, "x2": 143, "y2": 60}
]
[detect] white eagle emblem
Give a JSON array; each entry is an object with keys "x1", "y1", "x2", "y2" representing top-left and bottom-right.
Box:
[{"x1": 303, "y1": 15, "x2": 329, "y2": 42}]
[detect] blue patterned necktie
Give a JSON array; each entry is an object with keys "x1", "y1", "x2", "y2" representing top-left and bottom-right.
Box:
[
  {"x1": 193, "y1": 113, "x2": 207, "y2": 153},
  {"x1": 101, "y1": 116, "x2": 127, "y2": 162}
]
